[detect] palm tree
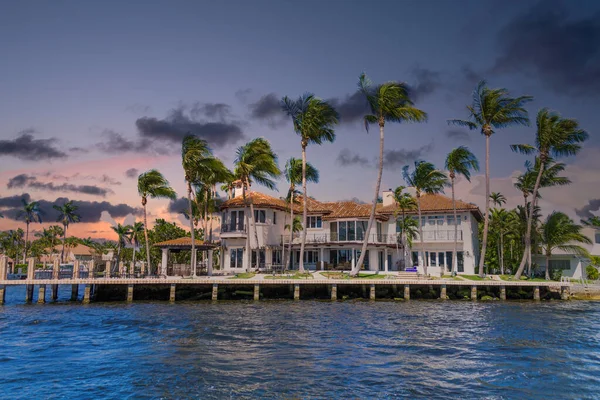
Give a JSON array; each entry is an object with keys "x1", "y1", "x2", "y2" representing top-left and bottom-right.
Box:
[
  {"x1": 490, "y1": 192, "x2": 506, "y2": 208},
  {"x1": 128, "y1": 221, "x2": 144, "y2": 269},
  {"x1": 285, "y1": 216, "x2": 303, "y2": 234},
  {"x1": 111, "y1": 223, "x2": 129, "y2": 272},
  {"x1": 392, "y1": 186, "x2": 417, "y2": 268},
  {"x1": 194, "y1": 159, "x2": 232, "y2": 244},
  {"x1": 402, "y1": 161, "x2": 448, "y2": 275},
  {"x1": 52, "y1": 200, "x2": 80, "y2": 263},
  {"x1": 349, "y1": 73, "x2": 427, "y2": 276},
  {"x1": 539, "y1": 212, "x2": 591, "y2": 280},
  {"x1": 490, "y1": 208, "x2": 511, "y2": 275},
  {"x1": 234, "y1": 138, "x2": 281, "y2": 272},
  {"x1": 283, "y1": 157, "x2": 319, "y2": 270},
  {"x1": 17, "y1": 199, "x2": 42, "y2": 261},
  {"x1": 138, "y1": 169, "x2": 176, "y2": 275},
  {"x1": 281, "y1": 94, "x2": 339, "y2": 273},
  {"x1": 582, "y1": 216, "x2": 600, "y2": 228},
  {"x1": 445, "y1": 146, "x2": 479, "y2": 274},
  {"x1": 512, "y1": 109, "x2": 588, "y2": 279},
  {"x1": 449, "y1": 80, "x2": 532, "y2": 276}
]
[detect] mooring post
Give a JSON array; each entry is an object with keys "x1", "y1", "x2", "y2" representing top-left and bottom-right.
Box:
[
  {"x1": 331, "y1": 284, "x2": 337, "y2": 300},
  {"x1": 392, "y1": 284, "x2": 398, "y2": 296},
  {"x1": 0, "y1": 285, "x2": 5, "y2": 305},
  {"x1": 52, "y1": 258, "x2": 59, "y2": 280},
  {"x1": 73, "y1": 260, "x2": 80, "y2": 279},
  {"x1": 119, "y1": 262, "x2": 125, "y2": 277},
  {"x1": 534, "y1": 286, "x2": 540, "y2": 301},
  {"x1": 0, "y1": 256, "x2": 7, "y2": 280},
  {"x1": 561, "y1": 286, "x2": 569, "y2": 300},
  {"x1": 362, "y1": 284, "x2": 367, "y2": 298},
  {"x1": 369, "y1": 284, "x2": 376, "y2": 300},
  {"x1": 254, "y1": 284, "x2": 260, "y2": 301},
  {"x1": 89, "y1": 260, "x2": 95, "y2": 279},
  {"x1": 25, "y1": 284, "x2": 34, "y2": 303},
  {"x1": 127, "y1": 284, "x2": 134, "y2": 302},
  {"x1": 212, "y1": 284, "x2": 218, "y2": 301},
  {"x1": 169, "y1": 284, "x2": 176, "y2": 302},
  {"x1": 294, "y1": 284, "x2": 300, "y2": 300},
  {"x1": 140, "y1": 262, "x2": 146, "y2": 277},
  {"x1": 27, "y1": 258, "x2": 36, "y2": 280},
  {"x1": 471, "y1": 285, "x2": 477, "y2": 301},
  {"x1": 83, "y1": 284, "x2": 91, "y2": 304},
  {"x1": 404, "y1": 284, "x2": 410, "y2": 300},
  {"x1": 105, "y1": 261, "x2": 111, "y2": 278},
  {"x1": 130, "y1": 262, "x2": 135, "y2": 277},
  {"x1": 500, "y1": 285, "x2": 507, "y2": 300},
  {"x1": 51, "y1": 284, "x2": 58, "y2": 301},
  {"x1": 37, "y1": 285, "x2": 46, "y2": 304},
  {"x1": 71, "y1": 284, "x2": 78, "y2": 301},
  {"x1": 440, "y1": 284, "x2": 447, "y2": 300}
]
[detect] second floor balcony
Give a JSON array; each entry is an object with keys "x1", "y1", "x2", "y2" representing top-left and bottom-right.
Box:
[
  {"x1": 282, "y1": 232, "x2": 401, "y2": 245},
  {"x1": 416, "y1": 229, "x2": 463, "y2": 241},
  {"x1": 221, "y1": 223, "x2": 247, "y2": 237}
]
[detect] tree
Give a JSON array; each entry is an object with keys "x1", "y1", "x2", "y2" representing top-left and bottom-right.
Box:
[
  {"x1": 283, "y1": 157, "x2": 319, "y2": 269},
  {"x1": 282, "y1": 94, "x2": 339, "y2": 273},
  {"x1": 512, "y1": 109, "x2": 588, "y2": 279},
  {"x1": 234, "y1": 138, "x2": 281, "y2": 272},
  {"x1": 193, "y1": 159, "x2": 232, "y2": 244},
  {"x1": 53, "y1": 200, "x2": 80, "y2": 263},
  {"x1": 490, "y1": 192, "x2": 506, "y2": 208},
  {"x1": 539, "y1": 212, "x2": 591, "y2": 280},
  {"x1": 402, "y1": 161, "x2": 448, "y2": 275},
  {"x1": 392, "y1": 186, "x2": 417, "y2": 268},
  {"x1": 445, "y1": 146, "x2": 479, "y2": 274},
  {"x1": 138, "y1": 169, "x2": 177, "y2": 275},
  {"x1": 349, "y1": 73, "x2": 427, "y2": 276},
  {"x1": 581, "y1": 216, "x2": 600, "y2": 228},
  {"x1": 285, "y1": 216, "x2": 303, "y2": 234},
  {"x1": 449, "y1": 80, "x2": 532, "y2": 276},
  {"x1": 17, "y1": 199, "x2": 42, "y2": 261},
  {"x1": 111, "y1": 223, "x2": 129, "y2": 272},
  {"x1": 490, "y1": 208, "x2": 510, "y2": 274},
  {"x1": 128, "y1": 221, "x2": 144, "y2": 268}
]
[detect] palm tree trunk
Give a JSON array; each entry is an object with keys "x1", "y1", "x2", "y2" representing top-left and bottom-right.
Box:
[
  {"x1": 417, "y1": 194, "x2": 427, "y2": 276},
  {"x1": 500, "y1": 230, "x2": 505, "y2": 275},
  {"x1": 515, "y1": 160, "x2": 545, "y2": 279},
  {"x1": 132, "y1": 234, "x2": 137, "y2": 273},
  {"x1": 451, "y1": 176, "x2": 458, "y2": 275},
  {"x1": 187, "y1": 181, "x2": 196, "y2": 277},
  {"x1": 298, "y1": 145, "x2": 308, "y2": 273},
  {"x1": 143, "y1": 201, "x2": 152, "y2": 275},
  {"x1": 247, "y1": 184, "x2": 260, "y2": 271},
  {"x1": 62, "y1": 224, "x2": 67, "y2": 263},
  {"x1": 402, "y1": 208, "x2": 408, "y2": 270},
  {"x1": 204, "y1": 187, "x2": 209, "y2": 241},
  {"x1": 23, "y1": 222, "x2": 29, "y2": 262},
  {"x1": 352, "y1": 123, "x2": 384, "y2": 276},
  {"x1": 243, "y1": 185, "x2": 252, "y2": 272},
  {"x1": 288, "y1": 189, "x2": 294, "y2": 270},
  {"x1": 545, "y1": 253, "x2": 550, "y2": 280},
  {"x1": 478, "y1": 134, "x2": 491, "y2": 276}
]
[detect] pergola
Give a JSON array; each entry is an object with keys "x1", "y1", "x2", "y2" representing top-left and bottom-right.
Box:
[{"x1": 154, "y1": 237, "x2": 219, "y2": 277}]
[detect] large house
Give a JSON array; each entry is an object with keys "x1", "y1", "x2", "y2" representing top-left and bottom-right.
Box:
[{"x1": 219, "y1": 182, "x2": 482, "y2": 275}]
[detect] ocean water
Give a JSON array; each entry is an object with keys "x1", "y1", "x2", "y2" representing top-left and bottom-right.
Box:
[{"x1": 0, "y1": 285, "x2": 599, "y2": 399}]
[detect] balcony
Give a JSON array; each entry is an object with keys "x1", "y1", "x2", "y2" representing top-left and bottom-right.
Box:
[
  {"x1": 220, "y1": 224, "x2": 247, "y2": 238},
  {"x1": 416, "y1": 229, "x2": 463, "y2": 241},
  {"x1": 282, "y1": 233, "x2": 401, "y2": 245}
]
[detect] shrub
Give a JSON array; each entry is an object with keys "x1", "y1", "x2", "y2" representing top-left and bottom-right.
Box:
[
  {"x1": 586, "y1": 265, "x2": 599, "y2": 280},
  {"x1": 551, "y1": 269, "x2": 563, "y2": 281}
]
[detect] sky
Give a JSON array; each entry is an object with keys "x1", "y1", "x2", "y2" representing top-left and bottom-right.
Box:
[{"x1": 1, "y1": 0, "x2": 599, "y2": 240}]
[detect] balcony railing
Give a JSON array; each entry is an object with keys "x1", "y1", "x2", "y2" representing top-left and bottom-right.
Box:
[
  {"x1": 416, "y1": 230, "x2": 463, "y2": 241},
  {"x1": 221, "y1": 224, "x2": 246, "y2": 233},
  {"x1": 282, "y1": 233, "x2": 401, "y2": 245}
]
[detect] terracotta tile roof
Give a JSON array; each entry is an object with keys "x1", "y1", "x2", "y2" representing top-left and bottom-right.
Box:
[
  {"x1": 154, "y1": 237, "x2": 218, "y2": 249},
  {"x1": 378, "y1": 193, "x2": 482, "y2": 219},
  {"x1": 44, "y1": 244, "x2": 95, "y2": 256},
  {"x1": 320, "y1": 201, "x2": 389, "y2": 221},
  {"x1": 220, "y1": 192, "x2": 304, "y2": 213}
]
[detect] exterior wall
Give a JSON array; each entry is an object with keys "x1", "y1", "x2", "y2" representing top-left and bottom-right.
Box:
[{"x1": 533, "y1": 254, "x2": 584, "y2": 279}]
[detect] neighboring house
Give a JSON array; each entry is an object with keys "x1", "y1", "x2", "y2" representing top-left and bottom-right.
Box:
[
  {"x1": 39, "y1": 244, "x2": 113, "y2": 263},
  {"x1": 219, "y1": 182, "x2": 482, "y2": 275}
]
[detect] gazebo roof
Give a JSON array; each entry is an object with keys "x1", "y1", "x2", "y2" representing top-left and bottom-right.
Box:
[{"x1": 153, "y1": 237, "x2": 218, "y2": 250}]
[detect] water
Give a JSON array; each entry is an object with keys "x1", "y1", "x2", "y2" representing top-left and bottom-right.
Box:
[{"x1": 1, "y1": 286, "x2": 599, "y2": 399}]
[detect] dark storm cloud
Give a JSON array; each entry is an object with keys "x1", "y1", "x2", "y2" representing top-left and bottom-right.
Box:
[
  {"x1": 136, "y1": 107, "x2": 245, "y2": 148},
  {"x1": 0, "y1": 194, "x2": 142, "y2": 222},
  {"x1": 329, "y1": 92, "x2": 368, "y2": 125},
  {"x1": 408, "y1": 67, "x2": 442, "y2": 102},
  {"x1": 248, "y1": 93, "x2": 287, "y2": 128},
  {"x1": 446, "y1": 129, "x2": 471, "y2": 142},
  {"x1": 0, "y1": 129, "x2": 67, "y2": 161},
  {"x1": 125, "y1": 168, "x2": 139, "y2": 179},
  {"x1": 493, "y1": 1, "x2": 600, "y2": 96},
  {"x1": 576, "y1": 199, "x2": 600, "y2": 219},
  {"x1": 95, "y1": 130, "x2": 172, "y2": 155},
  {"x1": 168, "y1": 197, "x2": 190, "y2": 213},
  {"x1": 6, "y1": 174, "x2": 113, "y2": 197},
  {"x1": 191, "y1": 102, "x2": 232, "y2": 121},
  {"x1": 383, "y1": 143, "x2": 435, "y2": 170},
  {"x1": 34, "y1": 172, "x2": 121, "y2": 185},
  {"x1": 235, "y1": 88, "x2": 252, "y2": 103},
  {"x1": 336, "y1": 149, "x2": 370, "y2": 167},
  {"x1": 69, "y1": 147, "x2": 89, "y2": 154}
]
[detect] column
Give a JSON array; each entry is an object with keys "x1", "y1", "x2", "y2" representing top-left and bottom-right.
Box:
[
  {"x1": 0, "y1": 285, "x2": 5, "y2": 305},
  {"x1": 129, "y1": 262, "x2": 135, "y2": 277},
  {"x1": 26, "y1": 284, "x2": 34, "y2": 302},
  {"x1": 89, "y1": 259, "x2": 95, "y2": 279},
  {"x1": 369, "y1": 284, "x2": 376, "y2": 300},
  {"x1": 534, "y1": 286, "x2": 540, "y2": 301},
  {"x1": 294, "y1": 284, "x2": 300, "y2": 300},
  {"x1": 362, "y1": 285, "x2": 367, "y2": 298},
  {"x1": 83, "y1": 284, "x2": 91, "y2": 304},
  {"x1": 471, "y1": 285, "x2": 477, "y2": 301},
  {"x1": 118, "y1": 261, "x2": 125, "y2": 277},
  {"x1": 404, "y1": 284, "x2": 410, "y2": 300},
  {"x1": 384, "y1": 249, "x2": 389, "y2": 272},
  {"x1": 392, "y1": 284, "x2": 398, "y2": 296},
  {"x1": 207, "y1": 250, "x2": 214, "y2": 276},
  {"x1": 71, "y1": 284, "x2": 78, "y2": 301},
  {"x1": 161, "y1": 248, "x2": 169, "y2": 277},
  {"x1": 38, "y1": 285, "x2": 46, "y2": 304},
  {"x1": 51, "y1": 284, "x2": 58, "y2": 301},
  {"x1": 127, "y1": 284, "x2": 134, "y2": 302},
  {"x1": 500, "y1": 285, "x2": 506, "y2": 300},
  {"x1": 331, "y1": 284, "x2": 337, "y2": 300},
  {"x1": 105, "y1": 261, "x2": 111, "y2": 278},
  {"x1": 27, "y1": 258, "x2": 36, "y2": 280},
  {"x1": 73, "y1": 260, "x2": 80, "y2": 279},
  {"x1": 320, "y1": 248, "x2": 324, "y2": 271},
  {"x1": 351, "y1": 249, "x2": 356, "y2": 271},
  {"x1": 140, "y1": 261, "x2": 146, "y2": 276},
  {"x1": 0, "y1": 256, "x2": 7, "y2": 280},
  {"x1": 440, "y1": 284, "x2": 447, "y2": 300},
  {"x1": 254, "y1": 284, "x2": 260, "y2": 301},
  {"x1": 52, "y1": 258, "x2": 59, "y2": 280},
  {"x1": 169, "y1": 284, "x2": 176, "y2": 302},
  {"x1": 561, "y1": 286, "x2": 570, "y2": 300},
  {"x1": 212, "y1": 284, "x2": 218, "y2": 301}
]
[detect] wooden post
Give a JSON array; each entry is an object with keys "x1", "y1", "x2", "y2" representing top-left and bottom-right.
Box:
[
  {"x1": 392, "y1": 284, "x2": 398, "y2": 296},
  {"x1": 561, "y1": 286, "x2": 569, "y2": 300},
  {"x1": 71, "y1": 284, "x2": 78, "y2": 301},
  {"x1": 207, "y1": 250, "x2": 214, "y2": 276},
  {"x1": 119, "y1": 261, "x2": 125, "y2": 277},
  {"x1": 440, "y1": 284, "x2": 447, "y2": 300},
  {"x1": 129, "y1": 262, "x2": 135, "y2": 277},
  {"x1": 212, "y1": 284, "x2": 218, "y2": 301},
  {"x1": 254, "y1": 284, "x2": 260, "y2": 301},
  {"x1": 500, "y1": 285, "x2": 506, "y2": 300},
  {"x1": 169, "y1": 284, "x2": 176, "y2": 302},
  {"x1": 127, "y1": 284, "x2": 134, "y2": 302},
  {"x1": 83, "y1": 284, "x2": 91, "y2": 304},
  {"x1": 369, "y1": 284, "x2": 376, "y2": 300},
  {"x1": 38, "y1": 285, "x2": 46, "y2": 304},
  {"x1": 0, "y1": 285, "x2": 5, "y2": 305},
  {"x1": 362, "y1": 284, "x2": 367, "y2": 298},
  {"x1": 52, "y1": 258, "x2": 59, "y2": 280},
  {"x1": 331, "y1": 284, "x2": 337, "y2": 300},
  {"x1": 27, "y1": 258, "x2": 36, "y2": 280},
  {"x1": 25, "y1": 284, "x2": 34, "y2": 303},
  {"x1": 471, "y1": 285, "x2": 477, "y2": 301},
  {"x1": 51, "y1": 284, "x2": 58, "y2": 301},
  {"x1": 73, "y1": 260, "x2": 80, "y2": 279},
  {"x1": 294, "y1": 284, "x2": 300, "y2": 300},
  {"x1": 0, "y1": 256, "x2": 7, "y2": 280},
  {"x1": 105, "y1": 261, "x2": 111, "y2": 278},
  {"x1": 404, "y1": 284, "x2": 410, "y2": 300},
  {"x1": 89, "y1": 260, "x2": 95, "y2": 279},
  {"x1": 141, "y1": 262, "x2": 146, "y2": 276},
  {"x1": 534, "y1": 286, "x2": 540, "y2": 301}
]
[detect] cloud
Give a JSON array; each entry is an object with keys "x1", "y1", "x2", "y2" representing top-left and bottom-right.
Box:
[
  {"x1": 95, "y1": 129, "x2": 171, "y2": 155},
  {"x1": 248, "y1": 93, "x2": 287, "y2": 128},
  {"x1": 576, "y1": 199, "x2": 600, "y2": 219},
  {"x1": 383, "y1": 143, "x2": 435, "y2": 170},
  {"x1": 446, "y1": 129, "x2": 471, "y2": 142},
  {"x1": 329, "y1": 91, "x2": 368, "y2": 125},
  {"x1": 168, "y1": 197, "x2": 190, "y2": 214},
  {"x1": 409, "y1": 67, "x2": 442, "y2": 102},
  {"x1": 0, "y1": 194, "x2": 142, "y2": 222},
  {"x1": 493, "y1": 1, "x2": 600, "y2": 96},
  {"x1": 136, "y1": 107, "x2": 245, "y2": 149},
  {"x1": 33, "y1": 172, "x2": 121, "y2": 185},
  {"x1": 336, "y1": 149, "x2": 370, "y2": 167},
  {"x1": 6, "y1": 174, "x2": 113, "y2": 197},
  {"x1": 0, "y1": 129, "x2": 67, "y2": 161},
  {"x1": 190, "y1": 102, "x2": 232, "y2": 121},
  {"x1": 68, "y1": 147, "x2": 89, "y2": 154},
  {"x1": 125, "y1": 168, "x2": 139, "y2": 179},
  {"x1": 235, "y1": 88, "x2": 252, "y2": 103}
]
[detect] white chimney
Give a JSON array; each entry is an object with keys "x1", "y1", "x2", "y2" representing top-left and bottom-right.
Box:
[
  {"x1": 382, "y1": 188, "x2": 394, "y2": 206},
  {"x1": 233, "y1": 180, "x2": 245, "y2": 198}
]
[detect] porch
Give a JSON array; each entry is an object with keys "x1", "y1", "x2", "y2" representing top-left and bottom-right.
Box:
[{"x1": 154, "y1": 237, "x2": 219, "y2": 277}]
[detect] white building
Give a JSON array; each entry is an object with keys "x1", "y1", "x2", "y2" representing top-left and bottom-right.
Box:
[{"x1": 219, "y1": 183, "x2": 482, "y2": 275}]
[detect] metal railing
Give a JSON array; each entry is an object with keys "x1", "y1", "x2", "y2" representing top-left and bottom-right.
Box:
[
  {"x1": 282, "y1": 233, "x2": 402, "y2": 245},
  {"x1": 220, "y1": 224, "x2": 246, "y2": 233},
  {"x1": 416, "y1": 230, "x2": 463, "y2": 241}
]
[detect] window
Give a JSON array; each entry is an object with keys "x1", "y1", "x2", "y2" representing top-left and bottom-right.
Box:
[
  {"x1": 457, "y1": 251, "x2": 464, "y2": 272},
  {"x1": 229, "y1": 211, "x2": 244, "y2": 231},
  {"x1": 307, "y1": 216, "x2": 322, "y2": 228},
  {"x1": 339, "y1": 221, "x2": 347, "y2": 241},
  {"x1": 549, "y1": 259, "x2": 571, "y2": 270},
  {"x1": 430, "y1": 252, "x2": 437, "y2": 266},
  {"x1": 412, "y1": 251, "x2": 419, "y2": 266},
  {"x1": 595, "y1": 233, "x2": 600, "y2": 244},
  {"x1": 254, "y1": 210, "x2": 266, "y2": 223},
  {"x1": 272, "y1": 250, "x2": 282, "y2": 265},
  {"x1": 357, "y1": 221, "x2": 367, "y2": 240},
  {"x1": 273, "y1": 212, "x2": 277, "y2": 225},
  {"x1": 428, "y1": 215, "x2": 444, "y2": 225},
  {"x1": 251, "y1": 249, "x2": 266, "y2": 267},
  {"x1": 438, "y1": 252, "x2": 445, "y2": 267},
  {"x1": 348, "y1": 221, "x2": 356, "y2": 240},
  {"x1": 303, "y1": 250, "x2": 319, "y2": 264},
  {"x1": 230, "y1": 248, "x2": 244, "y2": 268},
  {"x1": 330, "y1": 221, "x2": 338, "y2": 241},
  {"x1": 447, "y1": 215, "x2": 461, "y2": 225}
]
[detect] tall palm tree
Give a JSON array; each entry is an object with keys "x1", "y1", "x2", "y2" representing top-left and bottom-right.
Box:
[
  {"x1": 581, "y1": 216, "x2": 600, "y2": 228},
  {"x1": 490, "y1": 192, "x2": 506, "y2": 208},
  {"x1": 283, "y1": 157, "x2": 319, "y2": 270},
  {"x1": 138, "y1": 169, "x2": 176, "y2": 275},
  {"x1": 392, "y1": 186, "x2": 417, "y2": 268},
  {"x1": 111, "y1": 223, "x2": 129, "y2": 273},
  {"x1": 539, "y1": 212, "x2": 591, "y2": 280},
  {"x1": 128, "y1": 221, "x2": 144, "y2": 269},
  {"x1": 445, "y1": 146, "x2": 479, "y2": 274},
  {"x1": 281, "y1": 94, "x2": 339, "y2": 273},
  {"x1": 194, "y1": 159, "x2": 232, "y2": 244},
  {"x1": 234, "y1": 138, "x2": 281, "y2": 272},
  {"x1": 449, "y1": 80, "x2": 532, "y2": 276},
  {"x1": 512, "y1": 109, "x2": 588, "y2": 279},
  {"x1": 17, "y1": 199, "x2": 42, "y2": 261},
  {"x1": 53, "y1": 200, "x2": 80, "y2": 263},
  {"x1": 285, "y1": 216, "x2": 303, "y2": 234},
  {"x1": 490, "y1": 208, "x2": 511, "y2": 275},
  {"x1": 350, "y1": 73, "x2": 426, "y2": 276},
  {"x1": 402, "y1": 161, "x2": 448, "y2": 275}
]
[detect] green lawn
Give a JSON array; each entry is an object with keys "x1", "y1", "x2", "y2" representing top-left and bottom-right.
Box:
[
  {"x1": 319, "y1": 272, "x2": 389, "y2": 280},
  {"x1": 500, "y1": 275, "x2": 552, "y2": 282},
  {"x1": 230, "y1": 272, "x2": 256, "y2": 279},
  {"x1": 442, "y1": 275, "x2": 463, "y2": 281},
  {"x1": 265, "y1": 272, "x2": 313, "y2": 280},
  {"x1": 460, "y1": 274, "x2": 486, "y2": 281}
]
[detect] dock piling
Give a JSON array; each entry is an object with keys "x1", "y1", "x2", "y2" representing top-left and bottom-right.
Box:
[
  {"x1": 471, "y1": 285, "x2": 477, "y2": 301},
  {"x1": 71, "y1": 284, "x2": 78, "y2": 301},
  {"x1": 38, "y1": 285, "x2": 46, "y2": 304},
  {"x1": 73, "y1": 260, "x2": 80, "y2": 279},
  {"x1": 169, "y1": 284, "x2": 176, "y2": 302},
  {"x1": 51, "y1": 284, "x2": 58, "y2": 301},
  {"x1": 254, "y1": 284, "x2": 260, "y2": 301},
  {"x1": 25, "y1": 284, "x2": 34, "y2": 303},
  {"x1": 369, "y1": 284, "x2": 376, "y2": 300},
  {"x1": 294, "y1": 284, "x2": 300, "y2": 300},
  {"x1": 404, "y1": 284, "x2": 410, "y2": 300},
  {"x1": 27, "y1": 258, "x2": 35, "y2": 280},
  {"x1": 534, "y1": 286, "x2": 541, "y2": 301},
  {"x1": 500, "y1": 285, "x2": 506, "y2": 300},
  {"x1": 561, "y1": 286, "x2": 570, "y2": 300},
  {"x1": 0, "y1": 285, "x2": 5, "y2": 305},
  {"x1": 212, "y1": 284, "x2": 218, "y2": 301},
  {"x1": 440, "y1": 284, "x2": 447, "y2": 300},
  {"x1": 331, "y1": 284, "x2": 337, "y2": 300},
  {"x1": 126, "y1": 284, "x2": 133, "y2": 302},
  {"x1": 83, "y1": 285, "x2": 91, "y2": 304}
]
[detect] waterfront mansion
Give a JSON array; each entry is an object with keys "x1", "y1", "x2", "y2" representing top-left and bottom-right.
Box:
[{"x1": 219, "y1": 182, "x2": 482, "y2": 275}]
